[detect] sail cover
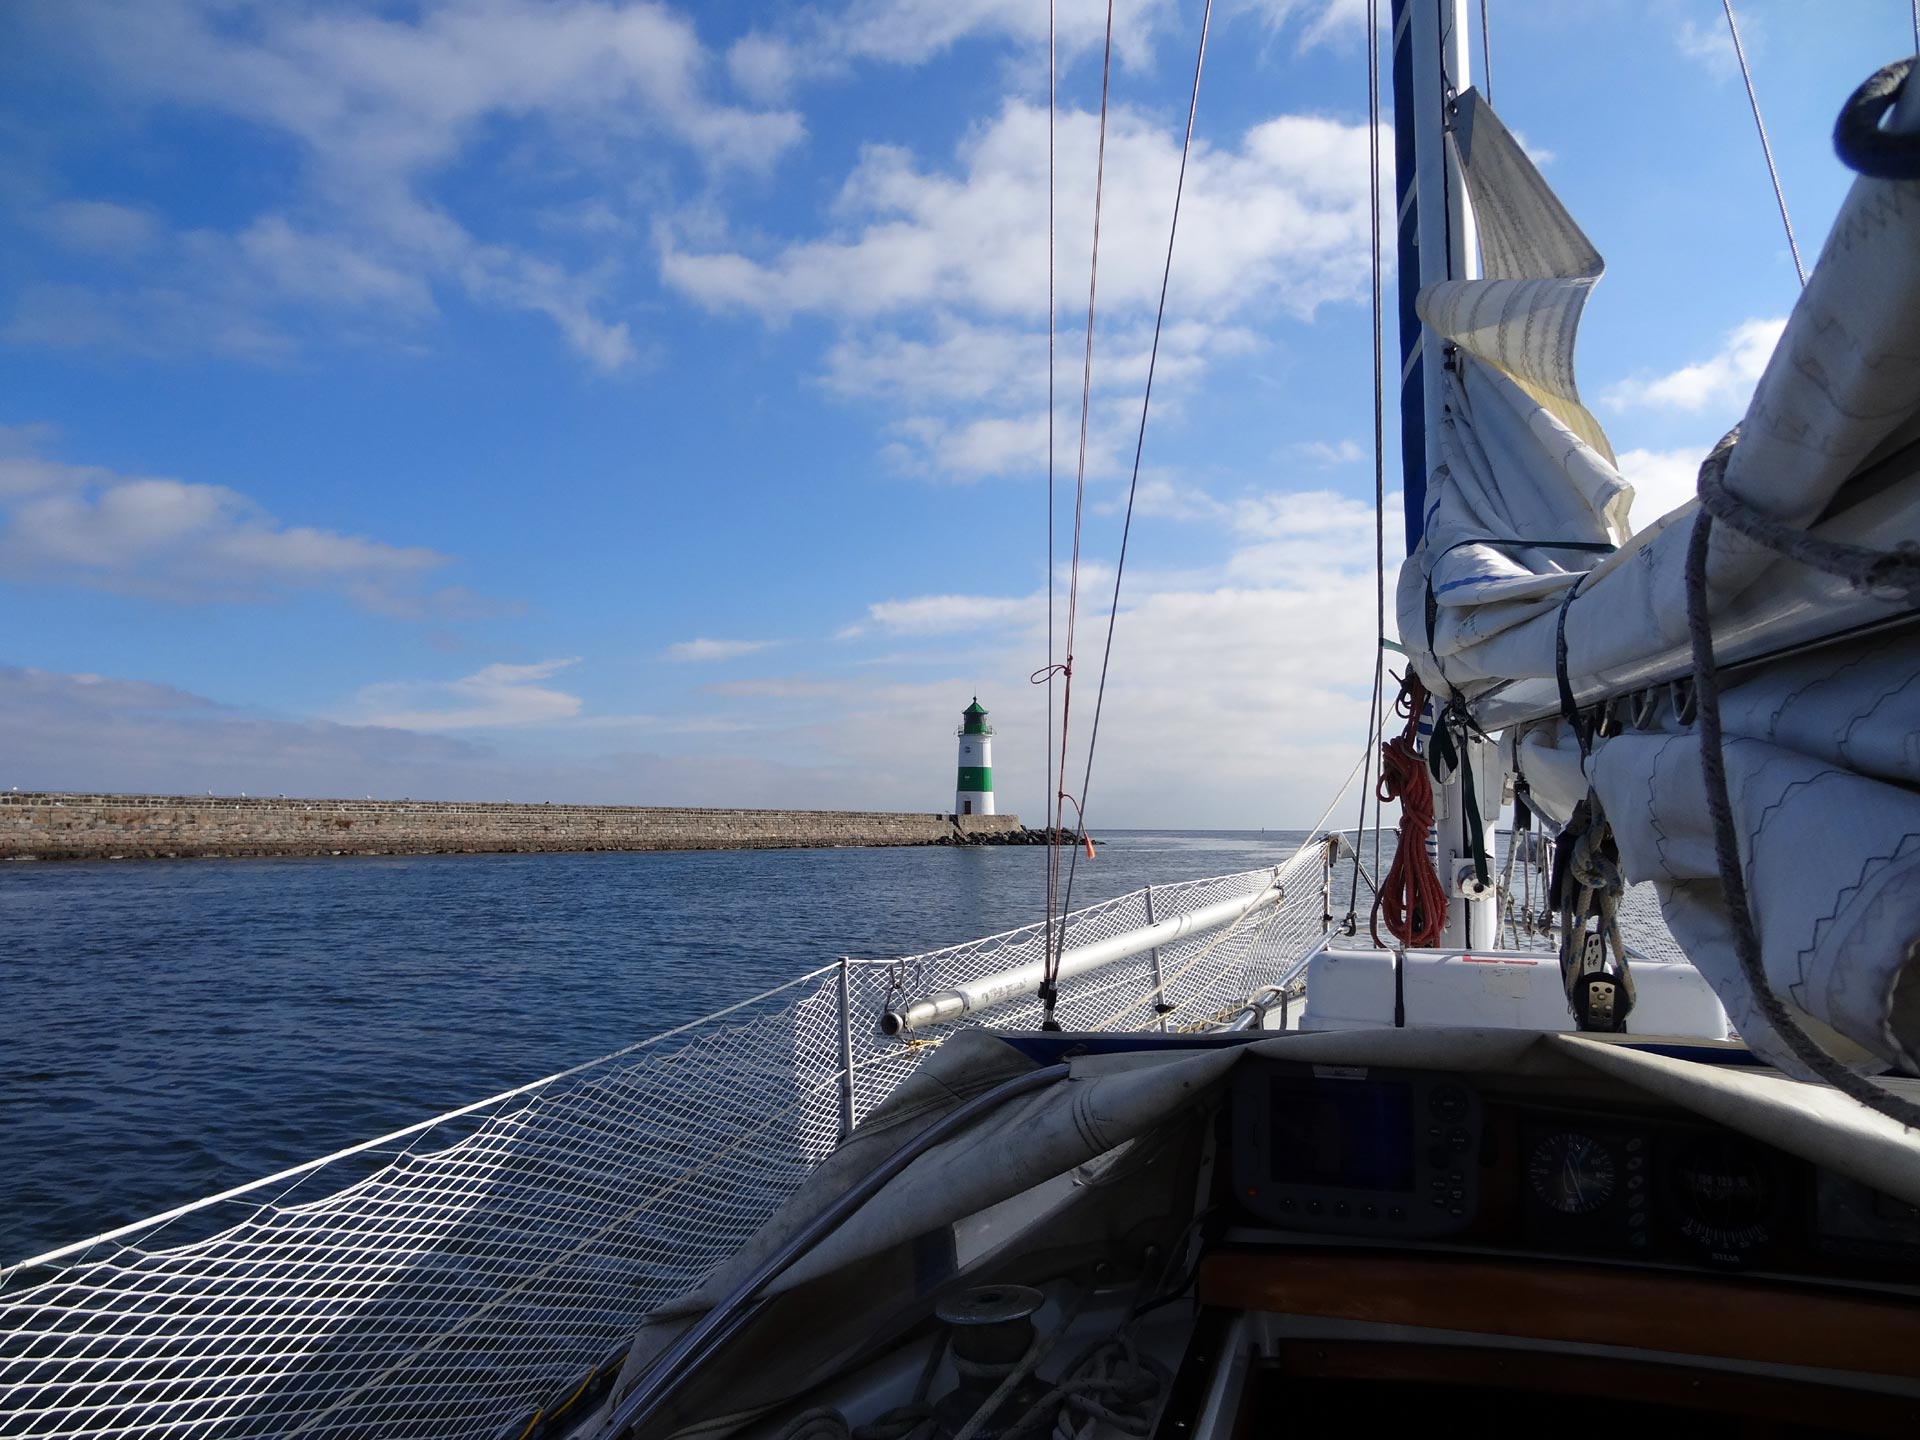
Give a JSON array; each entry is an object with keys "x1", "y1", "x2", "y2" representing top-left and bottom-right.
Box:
[
  {"x1": 594, "y1": 1028, "x2": 1920, "y2": 1437},
  {"x1": 1397, "y1": 87, "x2": 1920, "y2": 1074}
]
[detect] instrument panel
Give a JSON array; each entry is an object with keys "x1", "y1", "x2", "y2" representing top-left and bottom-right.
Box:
[
  {"x1": 1231, "y1": 1067, "x2": 1482, "y2": 1238},
  {"x1": 1226, "y1": 1055, "x2": 1920, "y2": 1281}
]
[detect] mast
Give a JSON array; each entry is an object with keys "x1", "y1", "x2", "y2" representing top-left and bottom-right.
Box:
[{"x1": 1389, "y1": 0, "x2": 1497, "y2": 948}]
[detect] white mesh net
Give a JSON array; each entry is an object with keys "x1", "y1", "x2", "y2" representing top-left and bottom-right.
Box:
[{"x1": 0, "y1": 858, "x2": 1331, "y2": 1440}]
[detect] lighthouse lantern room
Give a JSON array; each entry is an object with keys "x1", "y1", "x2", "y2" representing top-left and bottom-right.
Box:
[{"x1": 955, "y1": 699, "x2": 995, "y2": 816}]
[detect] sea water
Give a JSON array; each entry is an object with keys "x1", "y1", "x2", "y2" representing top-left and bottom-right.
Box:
[{"x1": 1, "y1": 829, "x2": 1323, "y2": 1262}]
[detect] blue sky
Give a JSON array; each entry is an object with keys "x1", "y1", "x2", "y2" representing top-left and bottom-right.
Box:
[{"x1": 0, "y1": 0, "x2": 1909, "y2": 826}]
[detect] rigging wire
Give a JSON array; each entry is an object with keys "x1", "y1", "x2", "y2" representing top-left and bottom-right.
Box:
[
  {"x1": 1369, "y1": 0, "x2": 1390, "y2": 896},
  {"x1": 1348, "y1": 0, "x2": 1390, "y2": 929},
  {"x1": 1041, "y1": 0, "x2": 1117, "y2": 1023},
  {"x1": 1721, "y1": 0, "x2": 1807, "y2": 286},
  {"x1": 1051, "y1": 0, "x2": 1216, "y2": 981},
  {"x1": 1041, "y1": 0, "x2": 1060, "y2": 971}
]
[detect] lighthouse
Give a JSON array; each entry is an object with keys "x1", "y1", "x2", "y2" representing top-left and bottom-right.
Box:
[{"x1": 955, "y1": 698, "x2": 995, "y2": 816}]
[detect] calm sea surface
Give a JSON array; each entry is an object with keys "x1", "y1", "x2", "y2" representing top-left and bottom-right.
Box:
[{"x1": 1, "y1": 829, "x2": 1317, "y2": 1263}]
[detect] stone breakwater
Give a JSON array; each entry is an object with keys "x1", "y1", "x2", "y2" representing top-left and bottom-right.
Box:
[{"x1": 0, "y1": 793, "x2": 1073, "y2": 861}]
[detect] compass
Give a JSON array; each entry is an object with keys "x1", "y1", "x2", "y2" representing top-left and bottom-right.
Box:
[{"x1": 1527, "y1": 1131, "x2": 1619, "y2": 1215}]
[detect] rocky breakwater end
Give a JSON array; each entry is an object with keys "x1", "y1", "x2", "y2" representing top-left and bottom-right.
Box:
[{"x1": 0, "y1": 792, "x2": 1080, "y2": 861}]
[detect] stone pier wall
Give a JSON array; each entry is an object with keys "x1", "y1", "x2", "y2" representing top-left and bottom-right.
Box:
[{"x1": 0, "y1": 793, "x2": 1032, "y2": 861}]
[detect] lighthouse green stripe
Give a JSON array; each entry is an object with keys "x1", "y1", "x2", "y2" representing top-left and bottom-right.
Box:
[{"x1": 956, "y1": 766, "x2": 993, "y2": 791}]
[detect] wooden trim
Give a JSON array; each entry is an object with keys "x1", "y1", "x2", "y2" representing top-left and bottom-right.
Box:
[
  {"x1": 1263, "y1": 1341, "x2": 1920, "y2": 1435},
  {"x1": 1198, "y1": 1250, "x2": 1920, "y2": 1377}
]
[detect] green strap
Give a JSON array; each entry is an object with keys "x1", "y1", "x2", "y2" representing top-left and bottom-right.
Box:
[{"x1": 1428, "y1": 707, "x2": 1491, "y2": 890}]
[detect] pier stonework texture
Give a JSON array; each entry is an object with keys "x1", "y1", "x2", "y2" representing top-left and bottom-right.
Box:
[{"x1": 0, "y1": 793, "x2": 1041, "y2": 861}]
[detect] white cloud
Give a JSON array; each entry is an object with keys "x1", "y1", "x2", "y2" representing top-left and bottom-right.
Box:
[
  {"x1": 663, "y1": 637, "x2": 777, "y2": 662},
  {"x1": 355, "y1": 659, "x2": 584, "y2": 730},
  {"x1": 667, "y1": 102, "x2": 1376, "y2": 324},
  {"x1": 800, "y1": 483, "x2": 1388, "y2": 824},
  {"x1": 1109, "y1": 475, "x2": 1229, "y2": 522},
  {"x1": 1293, "y1": 439, "x2": 1363, "y2": 467},
  {"x1": 883, "y1": 411, "x2": 1062, "y2": 481},
  {"x1": 0, "y1": 664, "x2": 858, "y2": 806},
  {"x1": 233, "y1": 216, "x2": 436, "y2": 314},
  {"x1": 667, "y1": 97, "x2": 1377, "y2": 483},
  {"x1": 1283, "y1": 0, "x2": 1366, "y2": 51},
  {"x1": 0, "y1": 436, "x2": 473, "y2": 613},
  {"x1": 1604, "y1": 317, "x2": 1786, "y2": 415},
  {"x1": 1510, "y1": 130, "x2": 1555, "y2": 167},
  {"x1": 5, "y1": 281, "x2": 298, "y2": 361},
  {"x1": 1223, "y1": 486, "x2": 1383, "y2": 584},
  {"x1": 32, "y1": 199, "x2": 161, "y2": 258},
  {"x1": 824, "y1": 319, "x2": 1039, "y2": 407},
  {"x1": 17, "y1": 0, "x2": 803, "y2": 365},
  {"x1": 9, "y1": 215, "x2": 440, "y2": 359},
  {"x1": 0, "y1": 478, "x2": 1394, "y2": 823},
  {"x1": 1615, "y1": 445, "x2": 1706, "y2": 530},
  {"x1": 721, "y1": 30, "x2": 806, "y2": 104},
  {"x1": 859, "y1": 592, "x2": 1040, "y2": 635},
  {"x1": 725, "y1": 0, "x2": 1174, "y2": 99},
  {"x1": 705, "y1": 677, "x2": 845, "y2": 699},
  {"x1": 1675, "y1": 16, "x2": 1737, "y2": 76}
]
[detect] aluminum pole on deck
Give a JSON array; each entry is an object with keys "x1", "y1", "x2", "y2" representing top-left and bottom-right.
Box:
[{"x1": 880, "y1": 878, "x2": 1283, "y2": 1035}]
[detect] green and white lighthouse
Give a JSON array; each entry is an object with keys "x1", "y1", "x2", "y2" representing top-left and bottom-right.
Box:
[{"x1": 955, "y1": 698, "x2": 995, "y2": 816}]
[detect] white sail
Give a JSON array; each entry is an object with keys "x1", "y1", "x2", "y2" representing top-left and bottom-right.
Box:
[{"x1": 1396, "y1": 86, "x2": 1920, "y2": 1073}]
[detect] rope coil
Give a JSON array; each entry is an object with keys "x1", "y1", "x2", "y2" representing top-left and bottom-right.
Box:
[{"x1": 1371, "y1": 676, "x2": 1448, "y2": 949}]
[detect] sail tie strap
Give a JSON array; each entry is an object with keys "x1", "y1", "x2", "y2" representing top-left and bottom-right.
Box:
[
  {"x1": 1553, "y1": 569, "x2": 1600, "y2": 756},
  {"x1": 1426, "y1": 697, "x2": 1491, "y2": 892}
]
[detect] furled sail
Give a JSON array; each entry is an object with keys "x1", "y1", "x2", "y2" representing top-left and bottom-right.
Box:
[
  {"x1": 1397, "y1": 85, "x2": 1920, "y2": 1074},
  {"x1": 1400, "y1": 92, "x2": 1629, "y2": 683}
]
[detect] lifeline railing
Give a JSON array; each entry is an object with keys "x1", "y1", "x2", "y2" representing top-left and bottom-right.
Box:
[{"x1": 0, "y1": 857, "x2": 1327, "y2": 1440}]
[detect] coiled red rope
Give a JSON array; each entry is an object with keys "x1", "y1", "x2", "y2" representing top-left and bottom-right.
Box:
[{"x1": 1371, "y1": 676, "x2": 1448, "y2": 948}]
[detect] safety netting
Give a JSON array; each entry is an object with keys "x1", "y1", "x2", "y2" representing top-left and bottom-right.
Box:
[{"x1": 0, "y1": 859, "x2": 1323, "y2": 1440}]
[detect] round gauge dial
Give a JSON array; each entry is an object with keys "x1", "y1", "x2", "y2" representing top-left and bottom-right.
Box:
[
  {"x1": 1528, "y1": 1131, "x2": 1618, "y2": 1214},
  {"x1": 1669, "y1": 1135, "x2": 1776, "y2": 1260}
]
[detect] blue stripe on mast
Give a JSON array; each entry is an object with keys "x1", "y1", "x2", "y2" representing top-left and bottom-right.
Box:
[{"x1": 1389, "y1": 0, "x2": 1426, "y2": 553}]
